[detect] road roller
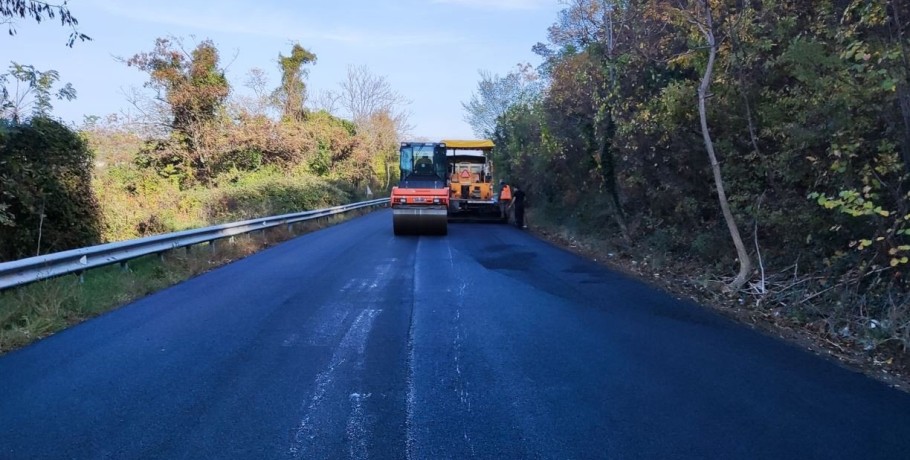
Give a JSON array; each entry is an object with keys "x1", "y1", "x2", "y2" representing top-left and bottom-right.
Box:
[{"x1": 391, "y1": 142, "x2": 449, "y2": 235}]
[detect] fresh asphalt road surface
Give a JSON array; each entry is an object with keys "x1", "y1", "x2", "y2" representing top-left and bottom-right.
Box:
[{"x1": 2, "y1": 210, "x2": 910, "y2": 459}]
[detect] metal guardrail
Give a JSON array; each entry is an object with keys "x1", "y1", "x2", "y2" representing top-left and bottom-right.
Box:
[{"x1": 0, "y1": 198, "x2": 390, "y2": 291}]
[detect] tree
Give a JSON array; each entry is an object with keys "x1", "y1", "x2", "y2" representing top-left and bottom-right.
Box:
[
  {"x1": 693, "y1": 0, "x2": 750, "y2": 291},
  {"x1": 335, "y1": 65, "x2": 411, "y2": 189},
  {"x1": 127, "y1": 38, "x2": 229, "y2": 136},
  {"x1": 0, "y1": 61, "x2": 76, "y2": 122},
  {"x1": 274, "y1": 43, "x2": 316, "y2": 122},
  {"x1": 0, "y1": 117, "x2": 102, "y2": 261},
  {"x1": 359, "y1": 109, "x2": 401, "y2": 189},
  {"x1": 0, "y1": 64, "x2": 85, "y2": 257},
  {"x1": 492, "y1": 102, "x2": 544, "y2": 193},
  {"x1": 667, "y1": 0, "x2": 752, "y2": 290},
  {"x1": 462, "y1": 64, "x2": 541, "y2": 138},
  {"x1": 479, "y1": 0, "x2": 910, "y2": 353},
  {"x1": 0, "y1": 0, "x2": 89, "y2": 46},
  {"x1": 308, "y1": 88, "x2": 341, "y2": 114},
  {"x1": 538, "y1": 0, "x2": 635, "y2": 242},
  {"x1": 231, "y1": 67, "x2": 272, "y2": 118},
  {"x1": 126, "y1": 37, "x2": 230, "y2": 182},
  {"x1": 338, "y1": 64, "x2": 411, "y2": 131}
]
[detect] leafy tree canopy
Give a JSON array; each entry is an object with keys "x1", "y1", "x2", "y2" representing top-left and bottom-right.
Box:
[
  {"x1": 274, "y1": 43, "x2": 316, "y2": 122},
  {"x1": 0, "y1": 61, "x2": 76, "y2": 122},
  {"x1": 1, "y1": 0, "x2": 90, "y2": 46},
  {"x1": 462, "y1": 63, "x2": 541, "y2": 138}
]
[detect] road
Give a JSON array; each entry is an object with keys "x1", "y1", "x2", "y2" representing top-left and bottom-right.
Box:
[{"x1": 1, "y1": 209, "x2": 909, "y2": 459}]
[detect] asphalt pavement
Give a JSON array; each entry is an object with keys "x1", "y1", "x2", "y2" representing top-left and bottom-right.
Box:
[{"x1": 1, "y1": 209, "x2": 909, "y2": 459}]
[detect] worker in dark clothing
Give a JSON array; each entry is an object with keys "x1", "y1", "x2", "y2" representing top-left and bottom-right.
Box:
[{"x1": 510, "y1": 186, "x2": 526, "y2": 228}]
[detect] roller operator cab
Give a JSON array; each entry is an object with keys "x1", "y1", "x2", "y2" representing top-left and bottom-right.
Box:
[{"x1": 390, "y1": 142, "x2": 449, "y2": 235}]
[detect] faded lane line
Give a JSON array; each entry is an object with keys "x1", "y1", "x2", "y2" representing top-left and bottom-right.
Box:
[
  {"x1": 407, "y1": 239, "x2": 477, "y2": 458},
  {"x1": 347, "y1": 392, "x2": 371, "y2": 460},
  {"x1": 305, "y1": 259, "x2": 394, "y2": 346},
  {"x1": 289, "y1": 309, "x2": 381, "y2": 458},
  {"x1": 451, "y1": 280, "x2": 475, "y2": 455},
  {"x1": 305, "y1": 308, "x2": 351, "y2": 346},
  {"x1": 405, "y1": 241, "x2": 421, "y2": 460},
  {"x1": 405, "y1": 323, "x2": 416, "y2": 460}
]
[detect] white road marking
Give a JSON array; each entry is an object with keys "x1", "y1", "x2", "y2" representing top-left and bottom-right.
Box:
[
  {"x1": 405, "y1": 306, "x2": 417, "y2": 460},
  {"x1": 340, "y1": 279, "x2": 357, "y2": 292},
  {"x1": 405, "y1": 243, "x2": 421, "y2": 460},
  {"x1": 451, "y1": 280, "x2": 474, "y2": 447},
  {"x1": 306, "y1": 307, "x2": 351, "y2": 346},
  {"x1": 347, "y1": 392, "x2": 372, "y2": 460},
  {"x1": 290, "y1": 309, "x2": 381, "y2": 458},
  {"x1": 306, "y1": 259, "x2": 394, "y2": 347},
  {"x1": 370, "y1": 262, "x2": 392, "y2": 289},
  {"x1": 407, "y1": 240, "x2": 477, "y2": 458}
]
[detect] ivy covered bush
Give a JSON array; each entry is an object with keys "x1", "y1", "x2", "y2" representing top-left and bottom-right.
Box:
[{"x1": 0, "y1": 118, "x2": 102, "y2": 261}]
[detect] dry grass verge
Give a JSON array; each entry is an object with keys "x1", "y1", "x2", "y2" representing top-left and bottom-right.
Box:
[{"x1": 0, "y1": 211, "x2": 368, "y2": 355}]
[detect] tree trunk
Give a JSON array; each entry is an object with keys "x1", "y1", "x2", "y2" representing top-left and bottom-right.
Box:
[
  {"x1": 897, "y1": 83, "x2": 910, "y2": 173},
  {"x1": 890, "y1": 0, "x2": 910, "y2": 173},
  {"x1": 697, "y1": 1, "x2": 752, "y2": 291},
  {"x1": 597, "y1": 1, "x2": 629, "y2": 244},
  {"x1": 597, "y1": 113, "x2": 631, "y2": 244}
]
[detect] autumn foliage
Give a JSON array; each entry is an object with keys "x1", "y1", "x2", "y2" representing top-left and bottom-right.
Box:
[
  {"x1": 486, "y1": 0, "x2": 910, "y2": 355},
  {"x1": 1, "y1": 38, "x2": 403, "y2": 257}
]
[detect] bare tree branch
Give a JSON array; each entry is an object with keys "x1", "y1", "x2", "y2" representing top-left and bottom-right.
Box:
[
  {"x1": 0, "y1": 0, "x2": 90, "y2": 46},
  {"x1": 338, "y1": 64, "x2": 411, "y2": 137}
]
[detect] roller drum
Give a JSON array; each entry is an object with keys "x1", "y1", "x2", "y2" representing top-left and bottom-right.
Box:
[{"x1": 392, "y1": 207, "x2": 448, "y2": 235}]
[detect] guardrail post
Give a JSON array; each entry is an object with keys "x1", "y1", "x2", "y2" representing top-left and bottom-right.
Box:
[
  {"x1": 120, "y1": 261, "x2": 129, "y2": 272},
  {"x1": 209, "y1": 240, "x2": 216, "y2": 253}
]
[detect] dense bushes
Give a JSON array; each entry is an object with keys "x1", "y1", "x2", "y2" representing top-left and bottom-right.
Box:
[
  {"x1": 0, "y1": 118, "x2": 102, "y2": 261},
  {"x1": 489, "y1": 0, "x2": 910, "y2": 352},
  {"x1": 93, "y1": 163, "x2": 352, "y2": 242},
  {"x1": 0, "y1": 38, "x2": 398, "y2": 263},
  {"x1": 77, "y1": 39, "x2": 395, "y2": 244}
]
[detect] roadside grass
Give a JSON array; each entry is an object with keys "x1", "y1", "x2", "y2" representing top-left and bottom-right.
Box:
[{"x1": 0, "y1": 211, "x2": 366, "y2": 355}]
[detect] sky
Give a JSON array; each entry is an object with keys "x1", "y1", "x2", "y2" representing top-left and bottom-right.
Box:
[{"x1": 2, "y1": 0, "x2": 565, "y2": 140}]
